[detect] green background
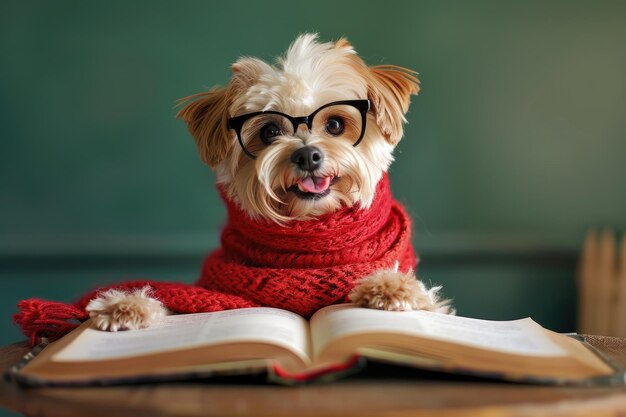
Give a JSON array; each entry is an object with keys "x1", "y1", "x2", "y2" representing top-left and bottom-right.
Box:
[{"x1": 1, "y1": 0, "x2": 626, "y2": 350}]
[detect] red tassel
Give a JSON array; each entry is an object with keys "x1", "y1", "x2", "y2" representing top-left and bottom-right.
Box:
[{"x1": 13, "y1": 299, "x2": 89, "y2": 346}]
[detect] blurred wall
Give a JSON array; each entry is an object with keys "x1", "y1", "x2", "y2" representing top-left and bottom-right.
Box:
[{"x1": 1, "y1": 1, "x2": 625, "y2": 344}]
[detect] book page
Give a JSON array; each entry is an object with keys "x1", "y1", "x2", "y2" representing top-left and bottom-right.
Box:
[
  {"x1": 53, "y1": 308, "x2": 311, "y2": 362},
  {"x1": 311, "y1": 304, "x2": 567, "y2": 359}
]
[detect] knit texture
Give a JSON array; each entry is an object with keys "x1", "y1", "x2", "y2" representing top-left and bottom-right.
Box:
[{"x1": 14, "y1": 174, "x2": 416, "y2": 345}]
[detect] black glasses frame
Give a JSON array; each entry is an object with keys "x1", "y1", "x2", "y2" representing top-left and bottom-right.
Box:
[{"x1": 227, "y1": 99, "x2": 371, "y2": 159}]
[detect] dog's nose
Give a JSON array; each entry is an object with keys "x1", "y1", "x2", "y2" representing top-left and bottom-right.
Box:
[{"x1": 290, "y1": 146, "x2": 324, "y2": 172}]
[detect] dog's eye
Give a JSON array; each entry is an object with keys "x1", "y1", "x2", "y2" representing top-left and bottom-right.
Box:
[
  {"x1": 260, "y1": 123, "x2": 282, "y2": 144},
  {"x1": 325, "y1": 117, "x2": 344, "y2": 136}
]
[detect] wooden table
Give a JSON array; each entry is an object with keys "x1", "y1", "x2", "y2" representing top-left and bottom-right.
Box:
[{"x1": 2, "y1": 335, "x2": 626, "y2": 417}]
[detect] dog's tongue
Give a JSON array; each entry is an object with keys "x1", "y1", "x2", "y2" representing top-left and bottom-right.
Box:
[{"x1": 298, "y1": 176, "x2": 331, "y2": 193}]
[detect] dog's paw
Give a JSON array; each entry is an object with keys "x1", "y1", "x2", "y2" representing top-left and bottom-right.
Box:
[
  {"x1": 348, "y1": 265, "x2": 454, "y2": 314},
  {"x1": 86, "y1": 286, "x2": 169, "y2": 331}
]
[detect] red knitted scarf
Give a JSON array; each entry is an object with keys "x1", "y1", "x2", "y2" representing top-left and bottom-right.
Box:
[{"x1": 14, "y1": 174, "x2": 416, "y2": 345}]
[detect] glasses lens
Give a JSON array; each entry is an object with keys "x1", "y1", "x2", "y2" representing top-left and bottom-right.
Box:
[
  {"x1": 240, "y1": 113, "x2": 294, "y2": 157},
  {"x1": 312, "y1": 104, "x2": 364, "y2": 143}
]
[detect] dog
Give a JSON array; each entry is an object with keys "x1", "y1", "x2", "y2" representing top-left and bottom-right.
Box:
[{"x1": 85, "y1": 34, "x2": 453, "y2": 332}]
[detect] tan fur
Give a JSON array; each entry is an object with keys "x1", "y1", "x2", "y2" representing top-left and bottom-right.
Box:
[
  {"x1": 334, "y1": 37, "x2": 353, "y2": 50},
  {"x1": 367, "y1": 65, "x2": 420, "y2": 145},
  {"x1": 88, "y1": 34, "x2": 451, "y2": 332},
  {"x1": 176, "y1": 88, "x2": 233, "y2": 168},
  {"x1": 86, "y1": 286, "x2": 168, "y2": 331},
  {"x1": 349, "y1": 266, "x2": 454, "y2": 314},
  {"x1": 177, "y1": 57, "x2": 276, "y2": 168},
  {"x1": 346, "y1": 58, "x2": 420, "y2": 145}
]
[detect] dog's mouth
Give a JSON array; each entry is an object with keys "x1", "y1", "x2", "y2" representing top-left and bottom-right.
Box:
[{"x1": 288, "y1": 176, "x2": 339, "y2": 200}]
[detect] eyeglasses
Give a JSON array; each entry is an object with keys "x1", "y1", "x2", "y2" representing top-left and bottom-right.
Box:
[{"x1": 227, "y1": 99, "x2": 370, "y2": 159}]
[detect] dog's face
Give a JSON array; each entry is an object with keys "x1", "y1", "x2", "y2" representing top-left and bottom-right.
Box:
[{"x1": 178, "y1": 34, "x2": 419, "y2": 224}]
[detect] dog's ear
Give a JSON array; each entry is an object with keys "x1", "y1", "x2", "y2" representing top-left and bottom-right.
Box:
[
  {"x1": 366, "y1": 65, "x2": 420, "y2": 145},
  {"x1": 176, "y1": 87, "x2": 232, "y2": 168},
  {"x1": 177, "y1": 58, "x2": 270, "y2": 168},
  {"x1": 335, "y1": 38, "x2": 418, "y2": 144}
]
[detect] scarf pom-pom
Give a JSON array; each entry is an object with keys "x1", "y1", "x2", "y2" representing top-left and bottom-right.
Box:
[{"x1": 13, "y1": 298, "x2": 88, "y2": 346}]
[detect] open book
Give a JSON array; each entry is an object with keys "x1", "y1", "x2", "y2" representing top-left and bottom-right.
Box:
[{"x1": 10, "y1": 304, "x2": 616, "y2": 386}]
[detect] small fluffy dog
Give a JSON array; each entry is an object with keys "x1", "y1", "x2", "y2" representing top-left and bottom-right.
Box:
[{"x1": 86, "y1": 34, "x2": 452, "y2": 332}]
